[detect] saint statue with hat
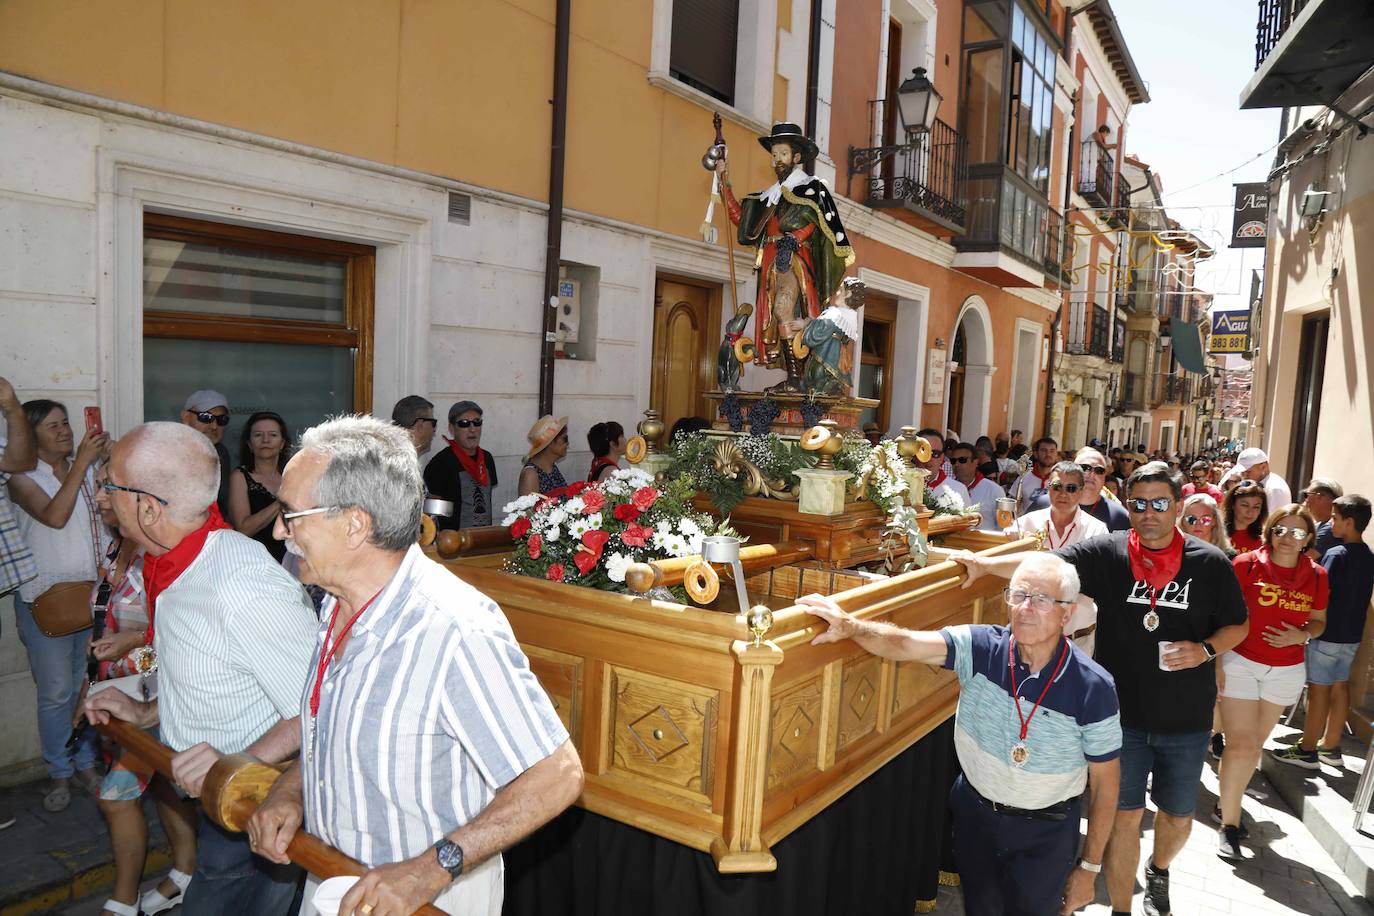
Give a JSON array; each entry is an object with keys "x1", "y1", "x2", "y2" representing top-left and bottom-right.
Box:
[{"x1": 715, "y1": 122, "x2": 856, "y2": 393}]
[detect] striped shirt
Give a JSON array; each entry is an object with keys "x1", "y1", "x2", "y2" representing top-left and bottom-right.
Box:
[
  {"x1": 942, "y1": 624, "x2": 1121, "y2": 810},
  {"x1": 300, "y1": 544, "x2": 566, "y2": 910},
  {"x1": 0, "y1": 470, "x2": 37, "y2": 597},
  {"x1": 155, "y1": 529, "x2": 317, "y2": 753}
]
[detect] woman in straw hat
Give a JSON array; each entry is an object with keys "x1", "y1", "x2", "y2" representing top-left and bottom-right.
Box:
[{"x1": 518, "y1": 415, "x2": 570, "y2": 496}]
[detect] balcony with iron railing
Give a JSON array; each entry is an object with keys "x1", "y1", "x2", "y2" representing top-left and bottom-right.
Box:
[
  {"x1": 1078, "y1": 140, "x2": 1115, "y2": 209},
  {"x1": 1066, "y1": 302, "x2": 1111, "y2": 358},
  {"x1": 1255, "y1": 0, "x2": 1311, "y2": 68},
  {"x1": 1244, "y1": 1, "x2": 1374, "y2": 109},
  {"x1": 1043, "y1": 209, "x2": 1069, "y2": 288},
  {"x1": 1105, "y1": 179, "x2": 1131, "y2": 230},
  {"x1": 1111, "y1": 316, "x2": 1126, "y2": 363},
  {"x1": 849, "y1": 105, "x2": 968, "y2": 236},
  {"x1": 1118, "y1": 371, "x2": 1147, "y2": 412},
  {"x1": 1152, "y1": 372, "x2": 1191, "y2": 406}
]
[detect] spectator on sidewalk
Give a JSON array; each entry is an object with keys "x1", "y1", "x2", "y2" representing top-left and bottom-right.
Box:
[
  {"x1": 519, "y1": 416, "x2": 570, "y2": 497},
  {"x1": 587, "y1": 421, "x2": 625, "y2": 484},
  {"x1": 1303, "y1": 478, "x2": 1345, "y2": 559},
  {"x1": 392, "y1": 395, "x2": 437, "y2": 457},
  {"x1": 949, "y1": 442, "x2": 1003, "y2": 531},
  {"x1": 953, "y1": 461, "x2": 1250, "y2": 916},
  {"x1": 1218, "y1": 504, "x2": 1327, "y2": 858},
  {"x1": 1024, "y1": 447, "x2": 1131, "y2": 532},
  {"x1": 1183, "y1": 460, "x2": 1224, "y2": 503},
  {"x1": 0, "y1": 376, "x2": 37, "y2": 831},
  {"x1": 1224, "y1": 480, "x2": 1268, "y2": 554},
  {"x1": 1223, "y1": 447, "x2": 1292, "y2": 511},
  {"x1": 85, "y1": 421, "x2": 317, "y2": 915},
  {"x1": 1275, "y1": 495, "x2": 1373, "y2": 771},
  {"x1": 179, "y1": 390, "x2": 232, "y2": 514},
  {"x1": 226, "y1": 411, "x2": 291, "y2": 563},
  {"x1": 8, "y1": 399, "x2": 110, "y2": 813},
  {"x1": 799, "y1": 553, "x2": 1121, "y2": 916},
  {"x1": 424, "y1": 401, "x2": 497, "y2": 531}
]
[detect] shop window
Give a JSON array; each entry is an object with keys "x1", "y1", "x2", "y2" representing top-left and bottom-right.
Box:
[{"x1": 142, "y1": 213, "x2": 375, "y2": 448}]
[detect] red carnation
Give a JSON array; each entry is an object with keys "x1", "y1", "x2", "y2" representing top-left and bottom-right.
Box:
[
  {"x1": 581, "y1": 490, "x2": 606, "y2": 513},
  {"x1": 566, "y1": 481, "x2": 588, "y2": 497},
  {"x1": 613, "y1": 504, "x2": 641, "y2": 523},
  {"x1": 631, "y1": 487, "x2": 659, "y2": 511},
  {"x1": 510, "y1": 517, "x2": 532, "y2": 539},
  {"x1": 546, "y1": 563, "x2": 565, "y2": 582},
  {"x1": 527, "y1": 533, "x2": 542, "y2": 559},
  {"x1": 621, "y1": 523, "x2": 652, "y2": 547}
]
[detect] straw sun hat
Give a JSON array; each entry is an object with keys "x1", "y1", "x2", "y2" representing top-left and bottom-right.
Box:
[{"x1": 526, "y1": 415, "x2": 569, "y2": 459}]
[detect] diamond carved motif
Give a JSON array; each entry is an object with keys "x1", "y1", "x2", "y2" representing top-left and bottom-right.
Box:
[
  {"x1": 628, "y1": 705, "x2": 690, "y2": 762},
  {"x1": 847, "y1": 675, "x2": 876, "y2": 720},
  {"x1": 777, "y1": 706, "x2": 815, "y2": 761}
]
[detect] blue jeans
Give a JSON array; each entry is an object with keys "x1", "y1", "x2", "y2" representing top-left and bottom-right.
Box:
[
  {"x1": 181, "y1": 815, "x2": 302, "y2": 916},
  {"x1": 1118, "y1": 726, "x2": 1210, "y2": 818},
  {"x1": 14, "y1": 596, "x2": 97, "y2": 779}
]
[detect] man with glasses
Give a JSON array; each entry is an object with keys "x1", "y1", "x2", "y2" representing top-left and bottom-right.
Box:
[
  {"x1": 954, "y1": 461, "x2": 1249, "y2": 916},
  {"x1": 1025, "y1": 447, "x2": 1131, "y2": 533},
  {"x1": 180, "y1": 389, "x2": 232, "y2": 514},
  {"x1": 391, "y1": 394, "x2": 438, "y2": 456},
  {"x1": 916, "y1": 427, "x2": 968, "y2": 509},
  {"x1": 85, "y1": 422, "x2": 318, "y2": 915},
  {"x1": 948, "y1": 442, "x2": 1004, "y2": 531},
  {"x1": 1182, "y1": 460, "x2": 1223, "y2": 503},
  {"x1": 1302, "y1": 477, "x2": 1344, "y2": 559},
  {"x1": 1010, "y1": 436, "x2": 1059, "y2": 517},
  {"x1": 424, "y1": 400, "x2": 498, "y2": 531},
  {"x1": 799, "y1": 553, "x2": 1121, "y2": 916}
]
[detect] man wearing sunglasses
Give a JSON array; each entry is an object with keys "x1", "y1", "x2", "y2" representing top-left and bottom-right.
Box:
[
  {"x1": 391, "y1": 394, "x2": 438, "y2": 456},
  {"x1": 917, "y1": 428, "x2": 969, "y2": 510},
  {"x1": 955, "y1": 461, "x2": 1249, "y2": 916},
  {"x1": 1182, "y1": 460, "x2": 1223, "y2": 503},
  {"x1": 424, "y1": 401, "x2": 498, "y2": 531},
  {"x1": 948, "y1": 442, "x2": 1004, "y2": 531},
  {"x1": 180, "y1": 389, "x2": 232, "y2": 515},
  {"x1": 1024, "y1": 447, "x2": 1131, "y2": 533}
]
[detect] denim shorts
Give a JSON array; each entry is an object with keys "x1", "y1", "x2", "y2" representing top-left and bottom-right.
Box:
[
  {"x1": 1118, "y1": 726, "x2": 1210, "y2": 818},
  {"x1": 1307, "y1": 641, "x2": 1359, "y2": 686}
]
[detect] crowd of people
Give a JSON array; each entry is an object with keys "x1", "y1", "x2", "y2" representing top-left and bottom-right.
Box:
[{"x1": 1, "y1": 377, "x2": 1371, "y2": 916}]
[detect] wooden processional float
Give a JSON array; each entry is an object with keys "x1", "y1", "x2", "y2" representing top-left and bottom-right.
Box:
[{"x1": 427, "y1": 416, "x2": 1034, "y2": 874}]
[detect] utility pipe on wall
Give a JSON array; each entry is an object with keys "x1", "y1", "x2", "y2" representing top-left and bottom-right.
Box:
[{"x1": 538, "y1": 0, "x2": 572, "y2": 418}]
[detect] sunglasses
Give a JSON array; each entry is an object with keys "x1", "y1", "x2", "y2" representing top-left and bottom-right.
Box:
[
  {"x1": 1271, "y1": 525, "x2": 1311, "y2": 541},
  {"x1": 1049, "y1": 482, "x2": 1081, "y2": 494},
  {"x1": 952, "y1": 455, "x2": 974, "y2": 464},
  {"x1": 194, "y1": 410, "x2": 230, "y2": 427},
  {"x1": 451, "y1": 418, "x2": 483, "y2": 428},
  {"x1": 412, "y1": 418, "x2": 438, "y2": 429},
  {"x1": 1078, "y1": 464, "x2": 1106, "y2": 476},
  {"x1": 1127, "y1": 497, "x2": 1172, "y2": 513},
  {"x1": 1184, "y1": 515, "x2": 1215, "y2": 527}
]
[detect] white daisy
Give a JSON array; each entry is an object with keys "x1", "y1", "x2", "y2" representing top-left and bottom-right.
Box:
[
  {"x1": 568, "y1": 517, "x2": 592, "y2": 539},
  {"x1": 605, "y1": 552, "x2": 632, "y2": 583},
  {"x1": 564, "y1": 497, "x2": 585, "y2": 516}
]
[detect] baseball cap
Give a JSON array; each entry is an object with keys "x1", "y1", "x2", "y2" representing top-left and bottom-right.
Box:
[
  {"x1": 1235, "y1": 447, "x2": 1269, "y2": 470},
  {"x1": 184, "y1": 389, "x2": 229, "y2": 412},
  {"x1": 448, "y1": 400, "x2": 483, "y2": 422}
]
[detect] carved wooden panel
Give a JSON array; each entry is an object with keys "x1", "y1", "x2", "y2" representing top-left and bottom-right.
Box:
[
  {"x1": 770, "y1": 566, "x2": 802, "y2": 599},
  {"x1": 836, "y1": 655, "x2": 882, "y2": 752},
  {"x1": 891, "y1": 660, "x2": 955, "y2": 721},
  {"x1": 524, "y1": 646, "x2": 582, "y2": 743},
  {"x1": 608, "y1": 666, "x2": 718, "y2": 804},
  {"x1": 766, "y1": 675, "x2": 824, "y2": 790}
]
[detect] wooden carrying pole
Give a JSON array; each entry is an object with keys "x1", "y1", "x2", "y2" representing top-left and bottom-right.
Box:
[{"x1": 95, "y1": 718, "x2": 446, "y2": 916}]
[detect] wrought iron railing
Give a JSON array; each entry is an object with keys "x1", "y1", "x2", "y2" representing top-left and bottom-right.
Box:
[
  {"x1": 1044, "y1": 208, "x2": 1068, "y2": 281},
  {"x1": 1110, "y1": 317, "x2": 1126, "y2": 363},
  {"x1": 1153, "y1": 373, "x2": 1189, "y2": 405},
  {"x1": 1120, "y1": 371, "x2": 1146, "y2": 411},
  {"x1": 849, "y1": 109, "x2": 968, "y2": 228},
  {"x1": 1078, "y1": 139, "x2": 1115, "y2": 205},
  {"x1": 1255, "y1": 0, "x2": 1310, "y2": 69},
  {"x1": 1067, "y1": 303, "x2": 1111, "y2": 358}
]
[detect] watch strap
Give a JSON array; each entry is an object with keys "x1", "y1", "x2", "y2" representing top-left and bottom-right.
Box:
[{"x1": 1202, "y1": 641, "x2": 1217, "y2": 660}]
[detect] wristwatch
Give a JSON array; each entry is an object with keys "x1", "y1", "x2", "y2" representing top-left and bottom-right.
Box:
[
  {"x1": 1202, "y1": 641, "x2": 1217, "y2": 661},
  {"x1": 1078, "y1": 858, "x2": 1103, "y2": 874},
  {"x1": 434, "y1": 839, "x2": 465, "y2": 881}
]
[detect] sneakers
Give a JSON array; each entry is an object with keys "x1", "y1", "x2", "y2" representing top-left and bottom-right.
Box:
[
  {"x1": 1209, "y1": 732, "x2": 1225, "y2": 759},
  {"x1": 1317, "y1": 745, "x2": 1342, "y2": 767},
  {"x1": 1143, "y1": 861, "x2": 1171, "y2": 916},
  {"x1": 1217, "y1": 824, "x2": 1244, "y2": 859},
  {"x1": 1210, "y1": 805, "x2": 1249, "y2": 839},
  {"x1": 1270, "y1": 745, "x2": 1320, "y2": 770}
]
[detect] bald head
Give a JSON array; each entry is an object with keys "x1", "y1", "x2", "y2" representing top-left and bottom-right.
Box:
[{"x1": 115, "y1": 421, "x2": 220, "y2": 524}]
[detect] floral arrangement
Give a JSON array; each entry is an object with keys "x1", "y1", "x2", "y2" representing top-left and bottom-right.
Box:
[
  {"x1": 834, "y1": 437, "x2": 907, "y2": 514},
  {"x1": 500, "y1": 468, "x2": 720, "y2": 593}
]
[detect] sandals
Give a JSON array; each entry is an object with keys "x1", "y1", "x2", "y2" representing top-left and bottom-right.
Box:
[
  {"x1": 42, "y1": 780, "x2": 71, "y2": 813},
  {"x1": 100, "y1": 900, "x2": 139, "y2": 916},
  {"x1": 140, "y1": 867, "x2": 193, "y2": 915}
]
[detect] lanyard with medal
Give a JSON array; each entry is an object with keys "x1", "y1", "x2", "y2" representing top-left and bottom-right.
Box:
[
  {"x1": 307, "y1": 587, "x2": 384, "y2": 757},
  {"x1": 1008, "y1": 636, "x2": 1070, "y2": 766}
]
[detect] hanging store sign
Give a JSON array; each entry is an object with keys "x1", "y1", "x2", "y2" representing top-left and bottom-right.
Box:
[
  {"x1": 1230, "y1": 183, "x2": 1268, "y2": 248},
  {"x1": 1209, "y1": 310, "x2": 1251, "y2": 353}
]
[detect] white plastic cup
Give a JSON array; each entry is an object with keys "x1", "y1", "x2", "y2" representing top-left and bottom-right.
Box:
[
  {"x1": 312, "y1": 876, "x2": 361, "y2": 916},
  {"x1": 1158, "y1": 641, "x2": 1178, "y2": 672}
]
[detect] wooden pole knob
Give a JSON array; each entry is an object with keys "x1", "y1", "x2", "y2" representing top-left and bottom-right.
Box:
[{"x1": 201, "y1": 752, "x2": 283, "y2": 832}]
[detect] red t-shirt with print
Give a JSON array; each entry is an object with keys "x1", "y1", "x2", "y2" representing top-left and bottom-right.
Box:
[
  {"x1": 1233, "y1": 549, "x2": 1328, "y2": 667},
  {"x1": 1230, "y1": 529, "x2": 1263, "y2": 553}
]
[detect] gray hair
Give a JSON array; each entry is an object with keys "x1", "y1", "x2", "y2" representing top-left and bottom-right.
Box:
[
  {"x1": 300, "y1": 414, "x2": 422, "y2": 551},
  {"x1": 123, "y1": 422, "x2": 220, "y2": 524},
  {"x1": 1049, "y1": 460, "x2": 1085, "y2": 485},
  {"x1": 1014, "y1": 552, "x2": 1081, "y2": 603}
]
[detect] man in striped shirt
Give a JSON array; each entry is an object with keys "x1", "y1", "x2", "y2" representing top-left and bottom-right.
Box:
[
  {"x1": 85, "y1": 422, "x2": 319, "y2": 915},
  {"x1": 800, "y1": 553, "x2": 1121, "y2": 916},
  {"x1": 246, "y1": 415, "x2": 582, "y2": 916}
]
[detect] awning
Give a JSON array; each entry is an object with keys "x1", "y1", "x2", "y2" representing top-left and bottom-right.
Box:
[{"x1": 1170, "y1": 317, "x2": 1207, "y2": 375}]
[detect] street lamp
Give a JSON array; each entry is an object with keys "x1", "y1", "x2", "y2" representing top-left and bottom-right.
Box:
[{"x1": 896, "y1": 67, "x2": 942, "y2": 134}]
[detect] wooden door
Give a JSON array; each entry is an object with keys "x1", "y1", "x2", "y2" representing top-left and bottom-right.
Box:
[{"x1": 651, "y1": 278, "x2": 719, "y2": 438}]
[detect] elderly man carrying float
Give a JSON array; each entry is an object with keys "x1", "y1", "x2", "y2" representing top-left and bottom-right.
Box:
[
  {"x1": 246, "y1": 415, "x2": 583, "y2": 916},
  {"x1": 801, "y1": 553, "x2": 1121, "y2": 916}
]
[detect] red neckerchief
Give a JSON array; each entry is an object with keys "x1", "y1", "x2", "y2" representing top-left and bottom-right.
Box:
[
  {"x1": 1128, "y1": 528, "x2": 1184, "y2": 611},
  {"x1": 446, "y1": 438, "x2": 490, "y2": 487},
  {"x1": 588, "y1": 456, "x2": 617, "y2": 483},
  {"x1": 929, "y1": 470, "x2": 948, "y2": 489},
  {"x1": 142, "y1": 503, "x2": 232, "y2": 645},
  {"x1": 969, "y1": 473, "x2": 986, "y2": 492},
  {"x1": 1254, "y1": 545, "x2": 1317, "y2": 594}
]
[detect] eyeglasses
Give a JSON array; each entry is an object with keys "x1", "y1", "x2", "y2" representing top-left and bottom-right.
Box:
[
  {"x1": 1184, "y1": 515, "x2": 1215, "y2": 527},
  {"x1": 278, "y1": 505, "x2": 340, "y2": 533},
  {"x1": 1127, "y1": 496, "x2": 1172, "y2": 513},
  {"x1": 452, "y1": 418, "x2": 483, "y2": 429},
  {"x1": 1078, "y1": 464, "x2": 1106, "y2": 476},
  {"x1": 1271, "y1": 525, "x2": 1311, "y2": 541},
  {"x1": 193, "y1": 411, "x2": 230, "y2": 427},
  {"x1": 1049, "y1": 482, "x2": 1082, "y2": 494},
  {"x1": 412, "y1": 418, "x2": 438, "y2": 429},
  {"x1": 1003, "y1": 587, "x2": 1075, "y2": 612},
  {"x1": 952, "y1": 455, "x2": 974, "y2": 464},
  {"x1": 100, "y1": 481, "x2": 169, "y2": 506},
  {"x1": 1191, "y1": 473, "x2": 1209, "y2": 481}
]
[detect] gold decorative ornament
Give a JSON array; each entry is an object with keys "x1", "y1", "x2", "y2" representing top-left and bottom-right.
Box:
[
  {"x1": 799, "y1": 419, "x2": 843, "y2": 469},
  {"x1": 711, "y1": 439, "x2": 744, "y2": 477},
  {"x1": 734, "y1": 336, "x2": 755, "y2": 363},
  {"x1": 746, "y1": 604, "x2": 774, "y2": 646},
  {"x1": 790, "y1": 330, "x2": 810, "y2": 360},
  {"x1": 637, "y1": 409, "x2": 666, "y2": 454},
  {"x1": 896, "y1": 426, "x2": 923, "y2": 467},
  {"x1": 625, "y1": 435, "x2": 648, "y2": 464},
  {"x1": 684, "y1": 560, "x2": 721, "y2": 604}
]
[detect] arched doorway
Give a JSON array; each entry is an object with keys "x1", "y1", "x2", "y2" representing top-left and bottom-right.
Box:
[{"x1": 947, "y1": 297, "x2": 994, "y2": 438}]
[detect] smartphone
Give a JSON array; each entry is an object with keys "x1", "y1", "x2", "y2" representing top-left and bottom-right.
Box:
[{"x1": 84, "y1": 406, "x2": 103, "y2": 436}]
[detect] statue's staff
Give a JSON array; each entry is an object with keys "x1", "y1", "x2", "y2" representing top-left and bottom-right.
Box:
[{"x1": 702, "y1": 113, "x2": 740, "y2": 318}]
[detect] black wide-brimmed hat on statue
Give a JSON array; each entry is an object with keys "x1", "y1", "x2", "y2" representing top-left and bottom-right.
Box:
[{"x1": 757, "y1": 122, "x2": 818, "y2": 160}]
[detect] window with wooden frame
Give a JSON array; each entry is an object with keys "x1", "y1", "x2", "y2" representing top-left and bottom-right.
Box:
[
  {"x1": 142, "y1": 213, "x2": 375, "y2": 450},
  {"x1": 857, "y1": 295, "x2": 897, "y2": 433}
]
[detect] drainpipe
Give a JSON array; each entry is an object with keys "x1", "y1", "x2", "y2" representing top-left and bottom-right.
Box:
[
  {"x1": 1043, "y1": 88, "x2": 1078, "y2": 438},
  {"x1": 804, "y1": 0, "x2": 823, "y2": 139},
  {"x1": 538, "y1": 0, "x2": 572, "y2": 418}
]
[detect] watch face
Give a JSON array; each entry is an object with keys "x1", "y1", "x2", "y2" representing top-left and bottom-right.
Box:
[{"x1": 437, "y1": 841, "x2": 463, "y2": 871}]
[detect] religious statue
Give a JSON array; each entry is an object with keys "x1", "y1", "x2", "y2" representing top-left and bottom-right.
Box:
[
  {"x1": 716, "y1": 303, "x2": 754, "y2": 392},
  {"x1": 715, "y1": 122, "x2": 855, "y2": 393},
  {"x1": 801, "y1": 276, "x2": 861, "y2": 396}
]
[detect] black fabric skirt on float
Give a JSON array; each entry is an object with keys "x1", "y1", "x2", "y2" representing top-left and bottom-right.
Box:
[{"x1": 502, "y1": 720, "x2": 958, "y2": 916}]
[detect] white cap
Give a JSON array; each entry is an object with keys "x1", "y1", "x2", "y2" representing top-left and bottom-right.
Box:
[
  {"x1": 183, "y1": 389, "x2": 228, "y2": 412},
  {"x1": 1236, "y1": 447, "x2": 1269, "y2": 470}
]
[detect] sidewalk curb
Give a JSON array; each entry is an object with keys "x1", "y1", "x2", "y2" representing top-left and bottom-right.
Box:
[
  {"x1": 1262, "y1": 746, "x2": 1374, "y2": 901},
  {"x1": 0, "y1": 844, "x2": 170, "y2": 916}
]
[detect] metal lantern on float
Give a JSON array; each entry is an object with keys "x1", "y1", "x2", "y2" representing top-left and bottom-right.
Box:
[{"x1": 896, "y1": 67, "x2": 942, "y2": 134}]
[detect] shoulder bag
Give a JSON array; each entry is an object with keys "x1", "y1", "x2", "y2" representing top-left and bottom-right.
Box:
[{"x1": 32, "y1": 476, "x2": 101, "y2": 637}]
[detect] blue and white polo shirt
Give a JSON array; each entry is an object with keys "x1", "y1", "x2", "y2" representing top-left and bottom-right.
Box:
[{"x1": 941, "y1": 624, "x2": 1121, "y2": 809}]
